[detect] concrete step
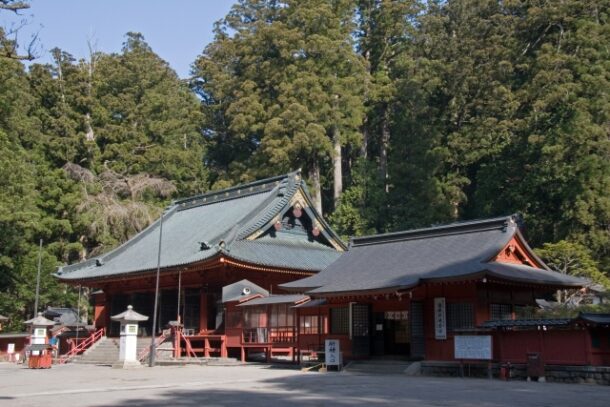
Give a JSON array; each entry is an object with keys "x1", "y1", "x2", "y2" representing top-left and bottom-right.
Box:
[{"x1": 344, "y1": 360, "x2": 415, "y2": 375}]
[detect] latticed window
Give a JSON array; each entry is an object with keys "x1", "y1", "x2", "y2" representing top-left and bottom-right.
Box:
[
  {"x1": 490, "y1": 303, "x2": 513, "y2": 320},
  {"x1": 269, "y1": 304, "x2": 294, "y2": 328},
  {"x1": 299, "y1": 315, "x2": 319, "y2": 334},
  {"x1": 243, "y1": 306, "x2": 266, "y2": 328},
  {"x1": 330, "y1": 307, "x2": 349, "y2": 334},
  {"x1": 447, "y1": 303, "x2": 474, "y2": 331}
]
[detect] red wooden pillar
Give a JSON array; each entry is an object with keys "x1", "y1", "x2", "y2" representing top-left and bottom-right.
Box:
[
  {"x1": 199, "y1": 291, "x2": 208, "y2": 333},
  {"x1": 172, "y1": 325, "x2": 182, "y2": 358},
  {"x1": 221, "y1": 337, "x2": 227, "y2": 358},
  {"x1": 92, "y1": 292, "x2": 107, "y2": 330}
]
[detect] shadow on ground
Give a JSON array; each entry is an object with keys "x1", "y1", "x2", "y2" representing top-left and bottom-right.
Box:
[{"x1": 96, "y1": 372, "x2": 608, "y2": 407}]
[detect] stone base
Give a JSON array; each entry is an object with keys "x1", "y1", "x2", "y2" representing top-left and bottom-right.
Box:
[
  {"x1": 420, "y1": 361, "x2": 610, "y2": 385},
  {"x1": 112, "y1": 360, "x2": 143, "y2": 369}
]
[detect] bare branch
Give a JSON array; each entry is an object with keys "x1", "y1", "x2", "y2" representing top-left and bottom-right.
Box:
[
  {"x1": 0, "y1": 1, "x2": 30, "y2": 13},
  {"x1": 0, "y1": 13, "x2": 41, "y2": 60}
]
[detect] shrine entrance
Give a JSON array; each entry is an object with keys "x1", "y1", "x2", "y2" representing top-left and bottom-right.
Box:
[{"x1": 373, "y1": 310, "x2": 410, "y2": 357}]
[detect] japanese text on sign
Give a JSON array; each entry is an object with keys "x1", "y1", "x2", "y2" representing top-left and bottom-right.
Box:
[
  {"x1": 434, "y1": 297, "x2": 447, "y2": 340},
  {"x1": 325, "y1": 339, "x2": 341, "y2": 366}
]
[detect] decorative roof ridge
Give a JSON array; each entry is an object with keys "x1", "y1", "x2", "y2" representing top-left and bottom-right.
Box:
[
  {"x1": 235, "y1": 237, "x2": 340, "y2": 252},
  {"x1": 175, "y1": 171, "x2": 300, "y2": 210},
  {"x1": 298, "y1": 181, "x2": 347, "y2": 250},
  {"x1": 351, "y1": 215, "x2": 518, "y2": 247},
  {"x1": 234, "y1": 172, "x2": 301, "y2": 241}
]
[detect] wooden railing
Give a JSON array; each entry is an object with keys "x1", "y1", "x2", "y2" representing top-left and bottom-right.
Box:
[
  {"x1": 56, "y1": 327, "x2": 105, "y2": 364},
  {"x1": 242, "y1": 327, "x2": 295, "y2": 344},
  {"x1": 179, "y1": 331, "x2": 227, "y2": 358}
]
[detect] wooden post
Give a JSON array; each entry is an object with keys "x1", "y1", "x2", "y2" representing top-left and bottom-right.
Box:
[
  {"x1": 221, "y1": 337, "x2": 227, "y2": 358},
  {"x1": 173, "y1": 326, "x2": 181, "y2": 358},
  {"x1": 199, "y1": 291, "x2": 208, "y2": 332}
]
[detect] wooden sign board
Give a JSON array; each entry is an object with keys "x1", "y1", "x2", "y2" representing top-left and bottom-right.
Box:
[
  {"x1": 454, "y1": 335, "x2": 492, "y2": 360},
  {"x1": 434, "y1": 298, "x2": 447, "y2": 340}
]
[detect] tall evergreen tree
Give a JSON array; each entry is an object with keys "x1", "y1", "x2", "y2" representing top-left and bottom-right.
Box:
[{"x1": 193, "y1": 0, "x2": 366, "y2": 213}]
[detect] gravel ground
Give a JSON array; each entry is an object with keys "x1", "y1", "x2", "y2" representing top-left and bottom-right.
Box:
[{"x1": 0, "y1": 362, "x2": 607, "y2": 407}]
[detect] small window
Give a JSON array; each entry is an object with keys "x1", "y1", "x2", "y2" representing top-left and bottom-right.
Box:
[
  {"x1": 269, "y1": 304, "x2": 294, "y2": 328},
  {"x1": 330, "y1": 307, "x2": 349, "y2": 335},
  {"x1": 490, "y1": 304, "x2": 513, "y2": 320},
  {"x1": 447, "y1": 303, "x2": 474, "y2": 331}
]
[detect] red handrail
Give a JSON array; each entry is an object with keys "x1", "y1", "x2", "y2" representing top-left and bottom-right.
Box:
[
  {"x1": 56, "y1": 327, "x2": 105, "y2": 364},
  {"x1": 137, "y1": 331, "x2": 168, "y2": 362},
  {"x1": 179, "y1": 330, "x2": 199, "y2": 358}
]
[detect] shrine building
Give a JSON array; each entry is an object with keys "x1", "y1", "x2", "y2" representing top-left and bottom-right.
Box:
[
  {"x1": 56, "y1": 173, "x2": 589, "y2": 365},
  {"x1": 56, "y1": 171, "x2": 345, "y2": 339},
  {"x1": 280, "y1": 215, "x2": 584, "y2": 361}
]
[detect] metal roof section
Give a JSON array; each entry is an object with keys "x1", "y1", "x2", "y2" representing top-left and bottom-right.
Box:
[
  {"x1": 282, "y1": 214, "x2": 586, "y2": 295},
  {"x1": 222, "y1": 279, "x2": 269, "y2": 303},
  {"x1": 24, "y1": 313, "x2": 56, "y2": 326},
  {"x1": 480, "y1": 319, "x2": 571, "y2": 329},
  {"x1": 576, "y1": 313, "x2": 610, "y2": 326},
  {"x1": 0, "y1": 332, "x2": 29, "y2": 338},
  {"x1": 481, "y1": 313, "x2": 610, "y2": 329},
  {"x1": 292, "y1": 298, "x2": 327, "y2": 308},
  {"x1": 56, "y1": 171, "x2": 345, "y2": 282},
  {"x1": 226, "y1": 237, "x2": 342, "y2": 272},
  {"x1": 237, "y1": 294, "x2": 310, "y2": 307},
  {"x1": 43, "y1": 307, "x2": 79, "y2": 325}
]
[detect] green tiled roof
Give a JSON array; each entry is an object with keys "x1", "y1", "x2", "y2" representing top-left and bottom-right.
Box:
[{"x1": 56, "y1": 171, "x2": 345, "y2": 281}]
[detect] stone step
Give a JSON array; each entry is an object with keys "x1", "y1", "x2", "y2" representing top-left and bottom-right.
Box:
[{"x1": 344, "y1": 361, "x2": 414, "y2": 375}]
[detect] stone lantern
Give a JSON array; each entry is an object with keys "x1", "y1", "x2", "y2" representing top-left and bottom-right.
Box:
[
  {"x1": 25, "y1": 312, "x2": 55, "y2": 347},
  {"x1": 111, "y1": 305, "x2": 148, "y2": 368},
  {"x1": 24, "y1": 312, "x2": 56, "y2": 368}
]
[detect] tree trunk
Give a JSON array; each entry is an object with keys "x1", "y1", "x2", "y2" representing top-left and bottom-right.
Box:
[
  {"x1": 309, "y1": 161, "x2": 322, "y2": 216},
  {"x1": 361, "y1": 118, "x2": 369, "y2": 159},
  {"x1": 379, "y1": 107, "x2": 390, "y2": 193},
  {"x1": 332, "y1": 126, "x2": 342, "y2": 208}
]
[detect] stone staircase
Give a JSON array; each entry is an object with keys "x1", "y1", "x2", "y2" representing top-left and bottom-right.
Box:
[
  {"x1": 343, "y1": 359, "x2": 420, "y2": 375},
  {"x1": 70, "y1": 336, "x2": 241, "y2": 366},
  {"x1": 71, "y1": 336, "x2": 120, "y2": 365}
]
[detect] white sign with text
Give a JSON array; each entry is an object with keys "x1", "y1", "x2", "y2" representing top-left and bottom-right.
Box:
[
  {"x1": 454, "y1": 335, "x2": 492, "y2": 360},
  {"x1": 434, "y1": 297, "x2": 447, "y2": 340},
  {"x1": 325, "y1": 339, "x2": 341, "y2": 366}
]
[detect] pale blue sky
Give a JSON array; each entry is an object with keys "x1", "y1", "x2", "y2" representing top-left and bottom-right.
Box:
[{"x1": 1, "y1": 0, "x2": 235, "y2": 78}]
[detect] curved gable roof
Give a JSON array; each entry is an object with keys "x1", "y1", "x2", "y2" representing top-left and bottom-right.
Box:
[{"x1": 57, "y1": 171, "x2": 344, "y2": 282}]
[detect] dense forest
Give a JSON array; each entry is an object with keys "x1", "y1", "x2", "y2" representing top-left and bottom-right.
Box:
[{"x1": 0, "y1": 0, "x2": 608, "y2": 328}]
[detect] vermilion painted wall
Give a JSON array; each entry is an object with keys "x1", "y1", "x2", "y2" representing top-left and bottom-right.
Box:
[{"x1": 493, "y1": 328, "x2": 610, "y2": 366}]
